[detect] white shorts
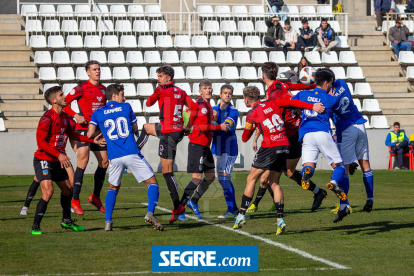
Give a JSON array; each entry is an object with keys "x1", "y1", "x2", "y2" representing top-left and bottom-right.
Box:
[
  {"x1": 214, "y1": 153, "x2": 237, "y2": 176},
  {"x1": 302, "y1": 131, "x2": 343, "y2": 165},
  {"x1": 338, "y1": 123, "x2": 369, "y2": 165},
  {"x1": 108, "y1": 154, "x2": 154, "y2": 186}
]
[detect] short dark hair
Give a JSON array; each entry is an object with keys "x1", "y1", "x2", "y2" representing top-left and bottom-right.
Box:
[
  {"x1": 85, "y1": 60, "x2": 100, "y2": 71},
  {"x1": 272, "y1": 16, "x2": 280, "y2": 21},
  {"x1": 315, "y1": 68, "x2": 334, "y2": 87},
  {"x1": 220, "y1": 84, "x2": 233, "y2": 94},
  {"x1": 199, "y1": 80, "x2": 212, "y2": 89},
  {"x1": 156, "y1": 66, "x2": 174, "y2": 81},
  {"x1": 243, "y1": 86, "x2": 260, "y2": 101},
  {"x1": 285, "y1": 19, "x2": 290, "y2": 25},
  {"x1": 262, "y1": 62, "x2": 278, "y2": 81},
  {"x1": 106, "y1": 84, "x2": 124, "y2": 101},
  {"x1": 302, "y1": 18, "x2": 308, "y2": 24},
  {"x1": 395, "y1": 19, "x2": 402, "y2": 24},
  {"x1": 44, "y1": 86, "x2": 62, "y2": 105},
  {"x1": 394, "y1": 122, "x2": 400, "y2": 127},
  {"x1": 321, "y1": 18, "x2": 328, "y2": 23}
]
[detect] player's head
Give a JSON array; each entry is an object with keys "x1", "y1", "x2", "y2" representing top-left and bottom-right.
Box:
[
  {"x1": 85, "y1": 60, "x2": 101, "y2": 82},
  {"x1": 315, "y1": 68, "x2": 335, "y2": 92},
  {"x1": 243, "y1": 86, "x2": 260, "y2": 107},
  {"x1": 106, "y1": 84, "x2": 125, "y2": 103},
  {"x1": 220, "y1": 84, "x2": 233, "y2": 104},
  {"x1": 156, "y1": 66, "x2": 174, "y2": 85},
  {"x1": 44, "y1": 86, "x2": 66, "y2": 107},
  {"x1": 198, "y1": 80, "x2": 212, "y2": 100},
  {"x1": 393, "y1": 122, "x2": 400, "y2": 133},
  {"x1": 262, "y1": 62, "x2": 278, "y2": 82}
]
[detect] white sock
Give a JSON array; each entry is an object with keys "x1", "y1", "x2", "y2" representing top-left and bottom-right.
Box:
[
  {"x1": 367, "y1": 198, "x2": 373, "y2": 201},
  {"x1": 312, "y1": 186, "x2": 320, "y2": 194},
  {"x1": 339, "y1": 203, "x2": 347, "y2": 211}
]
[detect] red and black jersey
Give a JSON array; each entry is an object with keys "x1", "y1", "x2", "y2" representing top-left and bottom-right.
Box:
[
  {"x1": 188, "y1": 97, "x2": 221, "y2": 147},
  {"x1": 146, "y1": 82, "x2": 198, "y2": 133},
  {"x1": 63, "y1": 80, "x2": 107, "y2": 131},
  {"x1": 267, "y1": 80, "x2": 316, "y2": 101},
  {"x1": 242, "y1": 99, "x2": 314, "y2": 147},
  {"x1": 34, "y1": 109, "x2": 93, "y2": 162}
]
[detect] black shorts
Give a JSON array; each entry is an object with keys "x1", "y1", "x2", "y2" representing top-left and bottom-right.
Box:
[
  {"x1": 155, "y1": 123, "x2": 184, "y2": 160},
  {"x1": 187, "y1": 142, "x2": 215, "y2": 173},
  {"x1": 288, "y1": 132, "x2": 302, "y2": 160},
  {"x1": 76, "y1": 130, "x2": 107, "y2": 151},
  {"x1": 252, "y1": 145, "x2": 289, "y2": 172},
  {"x1": 33, "y1": 157, "x2": 69, "y2": 183}
]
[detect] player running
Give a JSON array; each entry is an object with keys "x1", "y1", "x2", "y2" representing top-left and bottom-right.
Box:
[
  {"x1": 30, "y1": 86, "x2": 105, "y2": 235},
  {"x1": 169, "y1": 81, "x2": 229, "y2": 223},
  {"x1": 87, "y1": 84, "x2": 162, "y2": 231},
  {"x1": 291, "y1": 68, "x2": 348, "y2": 223},
  {"x1": 247, "y1": 62, "x2": 326, "y2": 213},
  {"x1": 63, "y1": 60, "x2": 108, "y2": 215},
  {"x1": 233, "y1": 86, "x2": 325, "y2": 235},
  {"x1": 329, "y1": 75, "x2": 374, "y2": 218},
  {"x1": 135, "y1": 66, "x2": 198, "y2": 219}
]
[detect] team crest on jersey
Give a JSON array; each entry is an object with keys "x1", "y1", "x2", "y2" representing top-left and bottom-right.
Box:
[
  {"x1": 97, "y1": 96, "x2": 102, "y2": 102},
  {"x1": 201, "y1": 108, "x2": 208, "y2": 114},
  {"x1": 43, "y1": 170, "x2": 48, "y2": 176},
  {"x1": 174, "y1": 94, "x2": 181, "y2": 99}
]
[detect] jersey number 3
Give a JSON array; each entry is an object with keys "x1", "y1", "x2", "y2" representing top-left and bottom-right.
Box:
[
  {"x1": 104, "y1": 117, "x2": 129, "y2": 140},
  {"x1": 263, "y1": 114, "x2": 284, "y2": 133}
]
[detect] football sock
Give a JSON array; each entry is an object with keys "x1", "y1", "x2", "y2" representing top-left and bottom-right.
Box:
[
  {"x1": 60, "y1": 193, "x2": 72, "y2": 220},
  {"x1": 291, "y1": 170, "x2": 317, "y2": 192},
  {"x1": 136, "y1": 127, "x2": 149, "y2": 150},
  {"x1": 218, "y1": 176, "x2": 236, "y2": 213},
  {"x1": 302, "y1": 166, "x2": 315, "y2": 178},
  {"x1": 240, "y1": 194, "x2": 252, "y2": 215},
  {"x1": 147, "y1": 183, "x2": 159, "y2": 214},
  {"x1": 24, "y1": 179, "x2": 40, "y2": 208},
  {"x1": 363, "y1": 170, "x2": 374, "y2": 200},
  {"x1": 191, "y1": 179, "x2": 212, "y2": 205},
  {"x1": 72, "y1": 167, "x2": 85, "y2": 201},
  {"x1": 275, "y1": 201, "x2": 284, "y2": 222},
  {"x1": 229, "y1": 180, "x2": 238, "y2": 212},
  {"x1": 338, "y1": 175, "x2": 350, "y2": 209},
  {"x1": 105, "y1": 189, "x2": 118, "y2": 222},
  {"x1": 163, "y1": 172, "x2": 180, "y2": 209},
  {"x1": 32, "y1": 198, "x2": 48, "y2": 228},
  {"x1": 181, "y1": 181, "x2": 198, "y2": 206},
  {"x1": 252, "y1": 186, "x2": 267, "y2": 206},
  {"x1": 331, "y1": 164, "x2": 345, "y2": 184},
  {"x1": 93, "y1": 166, "x2": 107, "y2": 198},
  {"x1": 267, "y1": 184, "x2": 274, "y2": 199}
]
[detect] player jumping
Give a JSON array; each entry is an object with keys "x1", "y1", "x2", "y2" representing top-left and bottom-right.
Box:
[
  {"x1": 30, "y1": 86, "x2": 105, "y2": 235},
  {"x1": 233, "y1": 86, "x2": 325, "y2": 235},
  {"x1": 87, "y1": 84, "x2": 162, "y2": 231},
  {"x1": 63, "y1": 60, "x2": 108, "y2": 215}
]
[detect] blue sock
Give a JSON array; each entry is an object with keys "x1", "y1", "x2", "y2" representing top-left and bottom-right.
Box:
[
  {"x1": 363, "y1": 170, "x2": 374, "y2": 200},
  {"x1": 218, "y1": 176, "x2": 235, "y2": 213},
  {"x1": 147, "y1": 183, "x2": 159, "y2": 214},
  {"x1": 105, "y1": 189, "x2": 118, "y2": 222},
  {"x1": 302, "y1": 166, "x2": 315, "y2": 178},
  {"x1": 229, "y1": 181, "x2": 238, "y2": 212},
  {"x1": 331, "y1": 164, "x2": 345, "y2": 184},
  {"x1": 338, "y1": 174, "x2": 349, "y2": 206}
]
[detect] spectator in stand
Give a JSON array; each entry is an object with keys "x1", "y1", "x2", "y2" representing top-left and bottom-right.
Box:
[
  {"x1": 389, "y1": 18, "x2": 412, "y2": 58},
  {"x1": 297, "y1": 57, "x2": 312, "y2": 73},
  {"x1": 264, "y1": 16, "x2": 284, "y2": 51},
  {"x1": 268, "y1": 0, "x2": 287, "y2": 21},
  {"x1": 374, "y1": 0, "x2": 396, "y2": 31},
  {"x1": 385, "y1": 122, "x2": 410, "y2": 170},
  {"x1": 298, "y1": 18, "x2": 318, "y2": 51},
  {"x1": 281, "y1": 19, "x2": 300, "y2": 57},
  {"x1": 405, "y1": 0, "x2": 414, "y2": 13},
  {"x1": 314, "y1": 18, "x2": 338, "y2": 52}
]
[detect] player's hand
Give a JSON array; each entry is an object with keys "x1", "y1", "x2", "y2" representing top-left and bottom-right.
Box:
[
  {"x1": 213, "y1": 110, "x2": 218, "y2": 121},
  {"x1": 184, "y1": 128, "x2": 191, "y2": 136},
  {"x1": 74, "y1": 114, "x2": 87, "y2": 125},
  {"x1": 313, "y1": 103, "x2": 325, "y2": 114},
  {"x1": 324, "y1": 38, "x2": 329, "y2": 45},
  {"x1": 220, "y1": 123, "x2": 229, "y2": 132},
  {"x1": 58, "y1": 154, "x2": 71, "y2": 169},
  {"x1": 252, "y1": 141, "x2": 258, "y2": 152},
  {"x1": 94, "y1": 133, "x2": 106, "y2": 146}
]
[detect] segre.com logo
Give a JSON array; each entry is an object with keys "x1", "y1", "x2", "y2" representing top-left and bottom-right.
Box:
[{"x1": 151, "y1": 245, "x2": 258, "y2": 272}]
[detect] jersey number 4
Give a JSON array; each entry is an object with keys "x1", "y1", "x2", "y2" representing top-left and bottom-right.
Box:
[
  {"x1": 263, "y1": 114, "x2": 284, "y2": 133},
  {"x1": 104, "y1": 117, "x2": 129, "y2": 140}
]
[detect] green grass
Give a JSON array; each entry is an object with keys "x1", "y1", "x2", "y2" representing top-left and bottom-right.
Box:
[{"x1": 0, "y1": 170, "x2": 414, "y2": 275}]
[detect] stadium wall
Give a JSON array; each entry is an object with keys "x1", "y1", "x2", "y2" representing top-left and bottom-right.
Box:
[{"x1": 0, "y1": 129, "x2": 408, "y2": 175}]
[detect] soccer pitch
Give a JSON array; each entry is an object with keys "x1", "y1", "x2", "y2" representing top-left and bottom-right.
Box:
[{"x1": 0, "y1": 170, "x2": 413, "y2": 275}]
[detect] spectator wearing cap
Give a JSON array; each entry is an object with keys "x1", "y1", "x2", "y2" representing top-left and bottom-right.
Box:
[
  {"x1": 385, "y1": 122, "x2": 410, "y2": 170},
  {"x1": 264, "y1": 16, "x2": 284, "y2": 51},
  {"x1": 314, "y1": 18, "x2": 338, "y2": 52},
  {"x1": 389, "y1": 18, "x2": 412, "y2": 58},
  {"x1": 298, "y1": 18, "x2": 318, "y2": 51},
  {"x1": 281, "y1": 19, "x2": 300, "y2": 57},
  {"x1": 374, "y1": 0, "x2": 396, "y2": 31}
]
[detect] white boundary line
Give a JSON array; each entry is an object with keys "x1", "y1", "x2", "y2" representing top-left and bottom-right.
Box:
[{"x1": 145, "y1": 204, "x2": 350, "y2": 270}]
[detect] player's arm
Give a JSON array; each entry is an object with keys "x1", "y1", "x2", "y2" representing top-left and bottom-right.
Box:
[
  {"x1": 273, "y1": 99, "x2": 325, "y2": 114},
  {"x1": 146, "y1": 86, "x2": 162, "y2": 107},
  {"x1": 385, "y1": 133, "x2": 395, "y2": 147},
  {"x1": 252, "y1": 128, "x2": 261, "y2": 152},
  {"x1": 224, "y1": 108, "x2": 239, "y2": 128},
  {"x1": 197, "y1": 105, "x2": 228, "y2": 132},
  {"x1": 285, "y1": 82, "x2": 316, "y2": 91},
  {"x1": 242, "y1": 111, "x2": 256, "y2": 143},
  {"x1": 132, "y1": 123, "x2": 139, "y2": 138},
  {"x1": 62, "y1": 85, "x2": 87, "y2": 125},
  {"x1": 36, "y1": 116, "x2": 61, "y2": 158},
  {"x1": 86, "y1": 111, "x2": 102, "y2": 139},
  {"x1": 185, "y1": 95, "x2": 199, "y2": 126},
  {"x1": 69, "y1": 122, "x2": 103, "y2": 145}
]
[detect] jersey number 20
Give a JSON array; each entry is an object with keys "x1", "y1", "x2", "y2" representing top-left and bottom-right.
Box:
[{"x1": 104, "y1": 117, "x2": 129, "y2": 140}]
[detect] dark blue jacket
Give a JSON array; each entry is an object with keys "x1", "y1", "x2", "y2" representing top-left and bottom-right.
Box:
[
  {"x1": 374, "y1": 0, "x2": 393, "y2": 11},
  {"x1": 405, "y1": 1, "x2": 414, "y2": 13}
]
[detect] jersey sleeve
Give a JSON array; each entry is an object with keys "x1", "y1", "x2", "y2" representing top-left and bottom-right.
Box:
[
  {"x1": 129, "y1": 104, "x2": 137, "y2": 124},
  {"x1": 285, "y1": 82, "x2": 316, "y2": 91},
  {"x1": 242, "y1": 109, "x2": 256, "y2": 142},
  {"x1": 63, "y1": 85, "x2": 83, "y2": 117},
  {"x1": 225, "y1": 108, "x2": 239, "y2": 126},
  {"x1": 36, "y1": 116, "x2": 61, "y2": 158},
  {"x1": 89, "y1": 110, "x2": 98, "y2": 127},
  {"x1": 291, "y1": 93, "x2": 299, "y2": 100},
  {"x1": 333, "y1": 96, "x2": 342, "y2": 109},
  {"x1": 146, "y1": 86, "x2": 162, "y2": 107},
  {"x1": 66, "y1": 121, "x2": 94, "y2": 143},
  {"x1": 185, "y1": 95, "x2": 199, "y2": 126},
  {"x1": 274, "y1": 98, "x2": 314, "y2": 110},
  {"x1": 197, "y1": 103, "x2": 221, "y2": 132}
]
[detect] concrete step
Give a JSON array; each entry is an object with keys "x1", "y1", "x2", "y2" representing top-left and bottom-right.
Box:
[
  {"x1": 0, "y1": 84, "x2": 41, "y2": 94},
  {"x1": 382, "y1": 109, "x2": 414, "y2": 115},
  {"x1": 351, "y1": 46, "x2": 390, "y2": 51},
  {"x1": 0, "y1": 51, "x2": 32, "y2": 62},
  {"x1": 370, "y1": 83, "x2": 409, "y2": 93},
  {"x1": 0, "y1": 23, "x2": 22, "y2": 31},
  {"x1": 4, "y1": 118, "x2": 40, "y2": 129},
  {"x1": 0, "y1": 15, "x2": 23, "y2": 20},
  {"x1": 0, "y1": 46, "x2": 30, "y2": 51},
  {"x1": 365, "y1": 76, "x2": 408, "y2": 82},
  {"x1": 361, "y1": 66, "x2": 401, "y2": 77},
  {"x1": 358, "y1": 61, "x2": 399, "y2": 67},
  {"x1": 378, "y1": 99, "x2": 414, "y2": 109},
  {"x1": 2, "y1": 111, "x2": 44, "y2": 117},
  {"x1": 354, "y1": 51, "x2": 392, "y2": 61},
  {"x1": 348, "y1": 35, "x2": 386, "y2": 47},
  {"x1": 0, "y1": 68, "x2": 37, "y2": 78},
  {"x1": 0, "y1": 61, "x2": 35, "y2": 67},
  {"x1": 0, "y1": 94, "x2": 43, "y2": 100},
  {"x1": 0, "y1": 30, "x2": 26, "y2": 36},
  {"x1": 348, "y1": 30, "x2": 383, "y2": 36},
  {"x1": 0, "y1": 100, "x2": 46, "y2": 111},
  {"x1": 0, "y1": 36, "x2": 26, "y2": 46},
  {"x1": 383, "y1": 115, "x2": 414, "y2": 126},
  {"x1": 348, "y1": 16, "x2": 374, "y2": 21},
  {"x1": 7, "y1": 128, "x2": 36, "y2": 132},
  {"x1": 0, "y1": 78, "x2": 40, "y2": 84},
  {"x1": 374, "y1": 92, "x2": 414, "y2": 98},
  {"x1": 348, "y1": 21, "x2": 377, "y2": 30}
]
